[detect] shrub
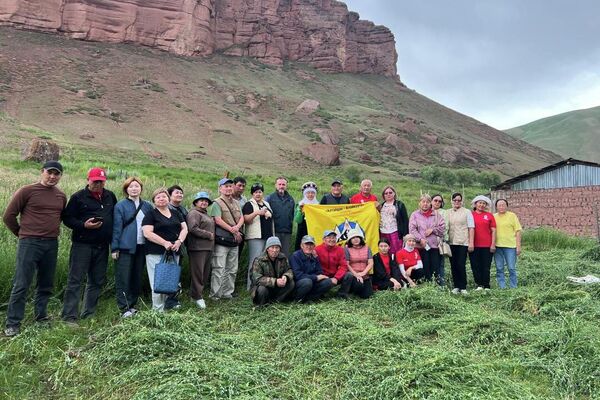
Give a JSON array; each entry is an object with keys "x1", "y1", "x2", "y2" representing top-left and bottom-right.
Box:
[
  {"x1": 345, "y1": 166, "x2": 361, "y2": 183},
  {"x1": 438, "y1": 168, "x2": 456, "y2": 186},
  {"x1": 478, "y1": 171, "x2": 501, "y2": 189},
  {"x1": 455, "y1": 169, "x2": 477, "y2": 186},
  {"x1": 421, "y1": 165, "x2": 441, "y2": 184}
]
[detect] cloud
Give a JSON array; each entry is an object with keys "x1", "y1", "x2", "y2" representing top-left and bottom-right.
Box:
[{"x1": 343, "y1": 0, "x2": 600, "y2": 129}]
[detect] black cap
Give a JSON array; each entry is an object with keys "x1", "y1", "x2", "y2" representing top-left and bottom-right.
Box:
[
  {"x1": 42, "y1": 160, "x2": 63, "y2": 173},
  {"x1": 250, "y1": 183, "x2": 264, "y2": 194},
  {"x1": 331, "y1": 179, "x2": 343, "y2": 186}
]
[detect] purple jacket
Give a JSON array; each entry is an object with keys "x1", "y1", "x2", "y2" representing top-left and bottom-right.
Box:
[{"x1": 409, "y1": 210, "x2": 445, "y2": 249}]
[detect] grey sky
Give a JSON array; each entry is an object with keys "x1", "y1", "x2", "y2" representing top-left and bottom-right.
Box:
[{"x1": 343, "y1": 0, "x2": 600, "y2": 129}]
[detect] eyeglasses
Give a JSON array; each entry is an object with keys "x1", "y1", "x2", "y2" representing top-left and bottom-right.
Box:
[
  {"x1": 452, "y1": 199, "x2": 462, "y2": 202},
  {"x1": 432, "y1": 199, "x2": 442, "y2": 203},
  {"x1": 384, "y1": 191, "x2": 394, "y2": 195}
]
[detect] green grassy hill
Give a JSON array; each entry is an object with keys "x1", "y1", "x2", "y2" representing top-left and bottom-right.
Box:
[
  {"x1": 0, "y1": 27, "x2": 559, "y2": 178},
  {"x1": 506, "y1": 105, "x2": 600, "y2": 162}
]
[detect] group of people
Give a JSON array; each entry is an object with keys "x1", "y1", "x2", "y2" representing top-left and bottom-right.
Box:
[{"x1": 2, "y1": 161, "x2": 522, "y2": 337}]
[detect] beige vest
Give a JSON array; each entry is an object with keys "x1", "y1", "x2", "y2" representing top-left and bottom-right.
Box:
[
  {"x1": 215, "y1": 196, "x2": 242, "y2": 227},
  {"x1": 245, "y1": 198, "x2": 272, "y2": 240},
  {"x1": 447, "y1": 207, "x2": 470, "y2": 246}
]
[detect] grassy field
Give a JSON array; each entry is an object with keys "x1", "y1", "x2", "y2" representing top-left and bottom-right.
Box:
[
  {"x1": 0, "y1": 232, "x2": 599, "y2": 399},
  {"x1": 506, "y1": 105, "x2": 600, "y2": 163},
  {"x1": 1, "y1": 153, "x2": 600, "y2": 398}
]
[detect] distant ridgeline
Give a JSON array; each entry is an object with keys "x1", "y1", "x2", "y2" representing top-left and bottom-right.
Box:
[{"x1": 0, "y1": 0, "x2": 398, "y2": 77}]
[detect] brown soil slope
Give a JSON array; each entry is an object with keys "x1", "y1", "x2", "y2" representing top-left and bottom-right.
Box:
[{"x1": 0, "y1": 28, "x2": 559, "y2": 176}]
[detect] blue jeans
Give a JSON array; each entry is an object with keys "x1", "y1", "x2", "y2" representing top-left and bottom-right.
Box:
[{"x1": 495, "y1": 247, "x2": 517, "y2": 289}]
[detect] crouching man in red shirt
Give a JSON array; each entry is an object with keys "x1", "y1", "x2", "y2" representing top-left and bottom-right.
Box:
[{"x1": 315, "y1": 230, "x2": 353, "y2": 299}]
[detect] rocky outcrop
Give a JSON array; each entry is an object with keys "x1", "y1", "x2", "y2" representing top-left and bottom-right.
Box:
[
  {"x1": 295, "y1": 99, "x2": 320, "y2": 114},
  {"x1": 313, "y1": 128, "x2": 340, "y2": 145},
  {"x1": 303, "y1": 143, "x2": 339, "y2": 166},
  {"x1": 385, "y1": 134, "x2": 414, "y2": 154},
  {"x1": 22, "y1": 138, "x2": 60, "y2": 162},
  {"x1": 0, "y1": 0, "x2": 398, "y2": 77}
]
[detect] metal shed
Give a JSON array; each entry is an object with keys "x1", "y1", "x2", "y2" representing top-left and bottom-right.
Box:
[{"x1": 493, "y1": 158, "x2": 600, "y2": 191}]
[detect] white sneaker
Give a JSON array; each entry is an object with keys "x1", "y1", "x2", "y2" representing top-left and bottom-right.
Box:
[
  {"x1": 121, "y1": 310, "x2": 135, "y2": 318},
  {"x1": 461, "y1": 290, "x2": 468, "y2": 295},
  {"x1": 475, "y1": 286, "x2": 484, "y2": 291},
  {"x1": 451, "y1": 288, "x2": 460, "y2": 295},
  {"x1": 195, "y1": 299, "x2": 206, "y2": 309}
]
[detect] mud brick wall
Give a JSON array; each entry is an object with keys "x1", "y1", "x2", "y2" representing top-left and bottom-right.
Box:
[{"x1": 491, "y1": 186, "x2": 600, "y2": 238}]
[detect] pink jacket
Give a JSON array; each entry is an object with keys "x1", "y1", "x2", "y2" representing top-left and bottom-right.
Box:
[{"x1": 409, "y1": 210, "x2": 445, "y2": 249}]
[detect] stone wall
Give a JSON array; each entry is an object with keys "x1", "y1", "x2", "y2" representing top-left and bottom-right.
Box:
[{"x1": 491, "y1": 186, "x2": 600, "y2": 237}]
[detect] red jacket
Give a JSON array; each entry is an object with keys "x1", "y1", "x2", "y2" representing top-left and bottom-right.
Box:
[{"x1": 315, "y1": 243, "x2": 348, "y2": 280}]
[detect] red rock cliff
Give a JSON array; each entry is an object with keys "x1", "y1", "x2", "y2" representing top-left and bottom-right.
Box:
[{"x1": 0, "y1": 0, "x2": 398, "y2": 77}]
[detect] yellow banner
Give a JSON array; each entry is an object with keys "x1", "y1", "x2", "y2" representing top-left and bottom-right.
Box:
[{"x1": 303, "y1": 203, "x2": 380, "y2": 254}]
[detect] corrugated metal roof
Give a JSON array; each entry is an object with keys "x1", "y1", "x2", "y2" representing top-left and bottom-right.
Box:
[{"x1": 493, "y1": 158, "x2": 600, "y2": 190}]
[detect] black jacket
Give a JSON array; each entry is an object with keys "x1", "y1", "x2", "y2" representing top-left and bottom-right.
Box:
[
  {"x1": 372, "y1": 253, "x2": 402, "y2": 290},
  {"x1": 380, "y1": 200, "x2": 409, "y2": 239},
  {"x1": 62, "y1": 187, "x2": 117, "y2": 244},
  {"x1": 320, "y1": 193, "x2": 350, "y2": 205}
]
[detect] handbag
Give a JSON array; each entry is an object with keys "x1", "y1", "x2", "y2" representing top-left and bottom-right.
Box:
[
  {"x1": 439, "y1": 240, "x2": 452, "y2": 257},
  {"x1": 215, "y1": 226, "x2": 239, "y2": 247},
  {"x1": 153, "y1": 251, "x2": 181, "y2": 294}
]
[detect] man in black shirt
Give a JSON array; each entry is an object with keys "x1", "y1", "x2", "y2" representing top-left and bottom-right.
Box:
[{"x1": 320, "y1": 179, "x2": 350, "y2": 205}]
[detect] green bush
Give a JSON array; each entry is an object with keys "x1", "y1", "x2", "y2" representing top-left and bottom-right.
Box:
[
  {"x1": 344, "y1": 166, "x2": 361, "y2": 183},
  {"x1": 421, "y1": 165, "x2": 441, "y2": 184},
  {"x1": 455, "y1": 169, "x2": 477, "y2": 186},
  {"x1": 478, "y1": 171, "x2": 501, "y2": 189}
]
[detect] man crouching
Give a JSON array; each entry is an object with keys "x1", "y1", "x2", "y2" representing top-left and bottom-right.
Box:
[{"x1": 250, "y1": 236, "x2": 295, "y2": 307}]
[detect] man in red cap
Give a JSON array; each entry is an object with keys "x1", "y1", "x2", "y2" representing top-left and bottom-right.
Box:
[{"x1": 61, "y1": 167, "x2": 117, "y2": 324}]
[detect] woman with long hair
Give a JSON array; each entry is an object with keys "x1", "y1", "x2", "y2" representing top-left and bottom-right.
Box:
[{"x1": 378, "y1": 185, "x2": 409, "y2": 256}]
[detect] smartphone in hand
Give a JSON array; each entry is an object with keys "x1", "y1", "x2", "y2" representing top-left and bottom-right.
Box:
[{"x1": 90, "y1": 216, "x2": 104, "y2": 223}]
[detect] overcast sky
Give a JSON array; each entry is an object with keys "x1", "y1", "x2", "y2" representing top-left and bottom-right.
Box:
[{"x1": 343, "y1": 0, "x2": 600, "y2": 130}]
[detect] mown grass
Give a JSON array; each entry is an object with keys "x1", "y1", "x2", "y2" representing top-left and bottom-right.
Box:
[
  {"x1": 1, "y1": 243, "x2": 599, "y2": 399},
  {"x1": 1, "y1": 151, "x2": 599, "y2": 399}
]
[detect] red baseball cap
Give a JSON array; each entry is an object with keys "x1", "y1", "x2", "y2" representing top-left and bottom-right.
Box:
[{"x1": 88, "y1": 167, "x2": 107, "y2": 181}]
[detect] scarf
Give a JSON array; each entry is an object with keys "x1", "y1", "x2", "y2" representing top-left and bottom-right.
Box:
[
  {"x1": 422, "y1": 208, "x2": 433, "y2": 218},
  {"x1": 91, "y1": 189, "x2": 103, "y2": 201},
  {"x1": 404, "y1": 245, "x2": 414, "y2": 252},
  {"x1": 298, "y1": 187, "x2": 319, "y2": 206}
]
